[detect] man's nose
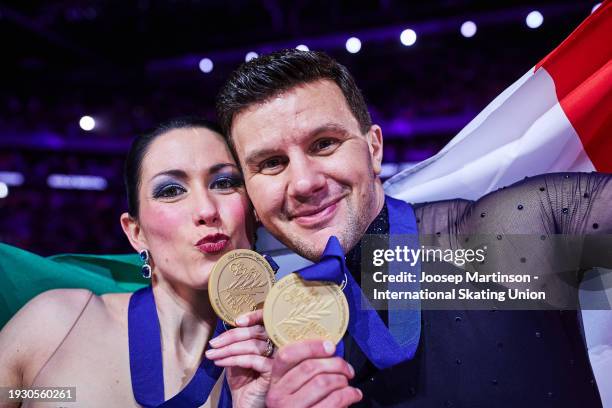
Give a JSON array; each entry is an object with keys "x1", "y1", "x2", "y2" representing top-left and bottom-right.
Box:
[
  {"x1": 193, "y1": 191, "x2": 220, "y2": 226},
  {"x1": 287, "y1": 156, "x2": 326, "y2": 199}
]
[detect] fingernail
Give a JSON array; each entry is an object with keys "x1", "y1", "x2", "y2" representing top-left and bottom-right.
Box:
[
  {"x1": 357, "y1": 389, "x2": 363, "y2": 398},
  {"x1": 209, "y1": 338, "x2": 220, "y2": 347},
  {"x1": 205, "y1": 349, "x2": 218, "y2": 357},
  {"x1": 348, "y1": 364, "x2": 355, "y2": 377},
  {"x1": 235, "y1": 316, "x2": 248, "y2": 326},
  {"x1": 323, "y1": 340, "x2": 335, "y2": 354}
]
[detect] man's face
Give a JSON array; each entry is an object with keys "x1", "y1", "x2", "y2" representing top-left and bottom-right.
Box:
[{"x1": 231, "y1": 79, "x2": 385, "y2": 260}]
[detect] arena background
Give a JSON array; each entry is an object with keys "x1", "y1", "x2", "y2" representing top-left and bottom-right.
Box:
[
  {"x1": 0, "y1": 0, "x2": 602, "y2": 255},
  {"x1": 1, "y1": 2, "x2": 612, "y2": 405}
]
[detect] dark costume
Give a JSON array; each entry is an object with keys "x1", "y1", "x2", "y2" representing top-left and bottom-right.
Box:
[{"x1": 345, "y1": 173, "x2": 611, "y2": 407}]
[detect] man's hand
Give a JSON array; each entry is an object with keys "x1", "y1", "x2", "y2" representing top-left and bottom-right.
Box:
[{"x1": 265, "y1": 340, "x2": 363, "y2": 408}]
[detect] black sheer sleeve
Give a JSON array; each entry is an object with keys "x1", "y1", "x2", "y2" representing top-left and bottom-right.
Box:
[
  {"x1": 414, "y1": 172, "x2": 612, "y2": 237},
  {"x1": 412, "y1": 172, "x2": 612, "y2": 306}
]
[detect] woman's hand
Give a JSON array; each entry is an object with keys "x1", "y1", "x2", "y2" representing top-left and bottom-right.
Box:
[{"x1": 205, "y1": 309, "x2": 273, "y2": 408}]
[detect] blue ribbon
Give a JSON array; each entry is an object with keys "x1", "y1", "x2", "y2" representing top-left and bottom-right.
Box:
[
  {"x1": 128, "y1": 286, "x2": 232, "y2": 407},
  {"x1": 295, "y1": 196, "x2": 421, "y2": 369}
]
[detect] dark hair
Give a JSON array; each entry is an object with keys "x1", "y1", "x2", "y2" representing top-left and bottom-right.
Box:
[
  {"x1": 124, "y1": 117, "x2": 223, "y2": 218},
  {"x1": 216, "y1": 49, "x2": 372, "y2": 146}
]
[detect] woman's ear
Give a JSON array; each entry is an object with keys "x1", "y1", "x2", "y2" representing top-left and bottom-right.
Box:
[{"x1": 120, "y1": 212, "x2": 148, "y2": 252}]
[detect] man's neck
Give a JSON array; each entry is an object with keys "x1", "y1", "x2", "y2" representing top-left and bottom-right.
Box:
[{"x1": 346, "y1": 196, "x2": 390, "y2": 285}]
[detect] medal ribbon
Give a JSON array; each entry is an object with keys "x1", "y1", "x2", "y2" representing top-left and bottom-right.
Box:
[
  {"x1": 295, "y1": 196, "x2": 421, "y2": 369},
  {"x1": 128, "y1": 286, "x2": 232, "y2": 407}
]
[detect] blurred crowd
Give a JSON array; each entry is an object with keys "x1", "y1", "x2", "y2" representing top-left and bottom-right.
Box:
[{"x1": 0, "y1": 19, "x2": 571, "y2": 255}]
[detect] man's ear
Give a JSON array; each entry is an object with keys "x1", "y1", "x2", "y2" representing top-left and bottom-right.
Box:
[
  {"x1": 120, "y1": 212, "x2": 148, "y2": 252},
  {"x1": 366, "y1": 125, "x2": 383, "y2": 176}
]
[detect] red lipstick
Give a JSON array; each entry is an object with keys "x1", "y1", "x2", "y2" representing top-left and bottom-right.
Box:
[{"x1": 196, "y1": 233, "x2": 229, "y2": 254}]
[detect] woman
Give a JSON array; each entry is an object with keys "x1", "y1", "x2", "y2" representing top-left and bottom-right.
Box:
[{"x1": 0, "y1": 118, "x2": 272, "y2": 407}]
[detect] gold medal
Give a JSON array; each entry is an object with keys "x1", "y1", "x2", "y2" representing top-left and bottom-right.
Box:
[
  {"x1": 208, "y1": 249, "x2": 275, "y2": 326},
  {"x1": 263, "y1": 273, "x2": 349, "y2": 348}
]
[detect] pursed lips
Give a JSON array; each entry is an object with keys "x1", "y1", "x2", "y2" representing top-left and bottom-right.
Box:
[{"x1": 195, "y1": 233, "x2": 229, "y2": 254}]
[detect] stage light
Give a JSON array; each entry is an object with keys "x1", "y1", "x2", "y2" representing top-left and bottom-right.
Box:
[
  {"x1": 0, "y1": 171, "x2": 24, "y2": 186},
  {"x1": 0, "y1": 182, "x2": 8, "y2": 199},
  {"x1": 296, "y1": 44, "x2": 309, "y2": 51},
  {"x1": 460, "y1": 21, "x2": 477, "y2": 38},
  {"x1": 79, "y1": 116, "x2": 95, "y2": 131},
  {"x1": 592, "y1": 3, "x2": 602, "y2": 13},
  {"x1": 47, "y1": 174, "x2": 107, "y2": 191},
  {"x1": 245, "y1": 52, "x2": 259, "y2": 62},
  {"x1": 345, "y1": 37, "x2": 361, "y2": 54},
  {"x1": 526, "y1": 11, "x2": 543, "y2": 29},
  {"x1": 400, "y1": 29, "x2": 417, "y2": 46},
  {"x1": 198, "y1": 58, "x2": 213, "y2": 73}
]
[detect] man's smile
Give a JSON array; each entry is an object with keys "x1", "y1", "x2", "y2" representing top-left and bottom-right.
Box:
[{"x1": 288, "y1": 196, "x2": 344, "y2": 228}]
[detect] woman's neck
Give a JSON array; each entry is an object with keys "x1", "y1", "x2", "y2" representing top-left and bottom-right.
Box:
[{"x1": 151, "y1": 278, "x2": 217, "y2": 362}]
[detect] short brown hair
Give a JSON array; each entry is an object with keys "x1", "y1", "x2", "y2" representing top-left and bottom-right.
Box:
[{"x1": 216, "y1": 49, "x2": 372, "y2": 147}]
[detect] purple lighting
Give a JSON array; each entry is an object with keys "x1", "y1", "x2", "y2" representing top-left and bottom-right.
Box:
[{"x1": 47, "y1": 174, "x2": 107, "y2": 191}]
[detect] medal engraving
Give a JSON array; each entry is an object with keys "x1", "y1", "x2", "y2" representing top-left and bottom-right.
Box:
[
  {"x1": 264, "y1": 273, "x2": 349, "y2": 347},
  {"x1": 209, "y1": 250, "x2": 275, "y2": 325}
]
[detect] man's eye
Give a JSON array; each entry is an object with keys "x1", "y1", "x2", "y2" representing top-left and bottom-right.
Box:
[
  {"x1": 210, "y1": 176, "x2": 243, "y2": 190},
  {"x1": 313, "y1": 138, "x2": 337, "y2": 152},
  {"x1": 153, "y1": 184, "x2": 186, "y2": 198},
  {"x1": 259, "y1": 157, "x2": 284, "y2": 171},
  {"x1": 262, "y1": 158, "x2": 280, "y2": 168}
]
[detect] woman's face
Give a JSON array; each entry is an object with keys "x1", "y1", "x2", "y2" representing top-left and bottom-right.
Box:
[{"x1": 129, "y1": 127, "x2": 254, "y2": 289}]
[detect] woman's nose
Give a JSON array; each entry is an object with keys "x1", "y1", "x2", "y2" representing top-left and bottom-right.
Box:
[{"x1": 193, "y1": 193, "x2": 219, "y2": 226}]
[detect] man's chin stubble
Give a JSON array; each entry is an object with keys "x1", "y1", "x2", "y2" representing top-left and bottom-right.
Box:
[{"x1": 283, "y1": 219, "x2": 362, "y2": 262}]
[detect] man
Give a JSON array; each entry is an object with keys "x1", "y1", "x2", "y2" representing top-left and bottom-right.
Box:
[{"x1": 216, "y1": 49, "x2": 611, "y2": 407}]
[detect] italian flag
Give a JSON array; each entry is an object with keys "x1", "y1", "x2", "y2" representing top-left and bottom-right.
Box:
[
  {"x1": 385, "y1": 2, "x2": 612, "y2": 405},
  {"x1": 384, "y1": 1, "x2": 611, "y2": 202}
]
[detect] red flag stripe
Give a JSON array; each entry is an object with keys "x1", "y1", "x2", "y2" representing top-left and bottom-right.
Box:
[{"x1": 536, "y1": 1, "x2": 612, "y2": 172}]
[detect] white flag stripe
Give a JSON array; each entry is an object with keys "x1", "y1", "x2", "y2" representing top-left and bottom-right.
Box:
[{"x1": 384, "y1": 67, "x2": 595, "y2": 202}]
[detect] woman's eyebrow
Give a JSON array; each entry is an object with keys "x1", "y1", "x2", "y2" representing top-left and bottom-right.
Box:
[
  {"x1": 149, "y1": 169, "x2": 188, "y2": 182},
  {"x1": 209, "y1": 162, "x2": 239, "y2": 173},
  {"x1": 149, "y1": 163, "x2": 237, "y2": 182}
]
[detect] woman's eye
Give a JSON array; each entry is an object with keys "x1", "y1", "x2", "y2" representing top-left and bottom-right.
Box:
[
  {"x1": 210, "y1": 176, "x2": 243, "y2": 190},
  {"x1": 153, "y1": 184, "x2": 186, "y2": 198}
]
